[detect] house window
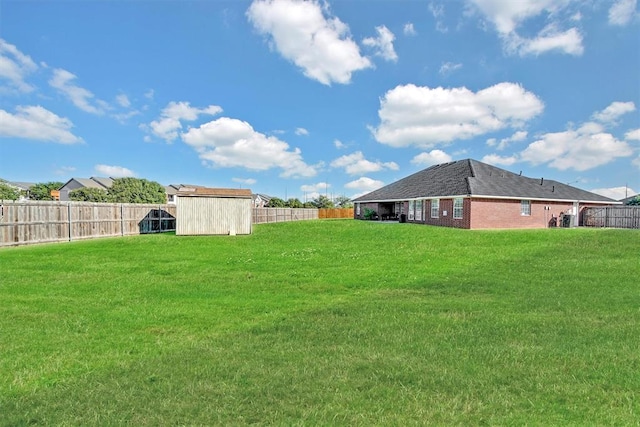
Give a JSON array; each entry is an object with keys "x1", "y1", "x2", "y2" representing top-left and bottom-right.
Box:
[
  {"x1": 408, "y1": 200, "x2": 415, "y2": 221},
  {"x1": 453, "y1": 198, "x2": 463, "y2": 219},
  {"x1": 431, "y1": 199, "x2": 440, "y2": 218},
  {"x1": 356, "y1": 203, "x2": 360, "y2": 216},
  {"x1": 415, "y1": 200, "x2": 423, "y2": 221},
  {"x1": 521, "y1": 200, "x2": 531, "y2": 216}
]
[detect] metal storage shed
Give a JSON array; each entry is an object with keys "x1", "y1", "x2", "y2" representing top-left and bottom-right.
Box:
[{"x1": 176, "y1": 187, "x2": 253, "y2": 235}]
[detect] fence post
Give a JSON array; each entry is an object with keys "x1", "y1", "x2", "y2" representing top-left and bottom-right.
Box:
[{"x1": 67, "y1": 202, "x2": 72, "y2": 242}]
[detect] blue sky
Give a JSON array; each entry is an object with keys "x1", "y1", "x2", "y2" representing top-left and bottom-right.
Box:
[{"x1": 1, "y1": 0, "x2": 639, "y2": 201}]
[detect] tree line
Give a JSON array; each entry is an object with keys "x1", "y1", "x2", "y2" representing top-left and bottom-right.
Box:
[
  {"x1": 1, "y1": 179, "x2": 355, "y2": 208},
  {"x1": 266, "y1": 195, "x2": 352, "y2": 209},
  {"x1": 0, "y1": 178, "x2": 167, "y2": 204}
]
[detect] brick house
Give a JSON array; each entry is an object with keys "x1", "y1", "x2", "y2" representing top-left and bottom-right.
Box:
[{"x1": 352, "y1": 159, "x2": 618, "y2": 229}]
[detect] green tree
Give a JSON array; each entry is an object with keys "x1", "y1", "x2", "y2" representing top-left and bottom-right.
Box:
[
  {"x1": 334, "y1": 195, "x2": 353, "y2": 208},
  {"x1": 286, "y1": 198, "x2": 303, "y2": 208},
  {"x1": 0, "y1": 183, "x2": 20, "y2": 200},
  {"x1": 626, "y1": 196, "x2": 640, "y2": 206},
  {"x1": 311, "y1": 195, "x2": 335, "y2": 209},
  {"x1": 303, "y1": 202, "x2": 315, "y2": 208},
  {"x1": 69, "y1": 187, "x2": 109, "y2": 202},
  {"x1": 29, "y1": 182, "x2": 63, "y2": 200},
  {"x1": 107, "y1": 178, "x2": 166, "y2": 204},
  {"x1": 267, "y1": 197, "x2": 286, "y2": 207}
]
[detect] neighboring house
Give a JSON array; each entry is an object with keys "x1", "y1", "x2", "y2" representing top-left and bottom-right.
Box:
[
  {"x1": 165, "y1": 185, "x2": 181, "y2": 204},
  {"x1": 3, "y1": 181, "x2": 35, "y2": 200},
  {"x1": 176, "y1": 187, "x2": 253, "y2": 235},
  {"x1": 252, "y1": 193, "x2": 272, "y2": 208},
  {"x1": 620, "y1": 193, "x2": 639, "y2": 205},
  {"x1": 166, "y1": 184, "x2": 206, "y2": 204},
  {"x1": 353, "y1": 159, "x2": 618, "y2": 229},
  {"x1": 58, "y1": 177, "x2": 114, "y2": 201},
  {"x1": 60, "y1": 178, "x2": 193, "y2": 204}
]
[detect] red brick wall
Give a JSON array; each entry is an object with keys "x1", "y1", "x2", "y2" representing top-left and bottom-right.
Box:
[
  {"x1": 469, "y1": 198, "x2": 580, "y2": 229},
  {"x1": 412, "y1": 198, "x2": 470, "y2": 229},
  {"x1": 356, "y1": 198, "x2": 607, "y2": 229}
]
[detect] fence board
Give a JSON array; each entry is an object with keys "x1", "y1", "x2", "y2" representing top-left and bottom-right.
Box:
[
  {"x1": 582, "y1": 206, "x2": 640, "y2": 229},
  {"x1": 0, "y1": 201, "x2": 176, "y2": 247}
]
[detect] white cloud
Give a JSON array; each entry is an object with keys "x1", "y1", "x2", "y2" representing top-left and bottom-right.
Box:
[
  {"x1": 49, "y1": 68, "x2": 108, "y2": 115},
  {"x1": 94, "y1": 164, "x2": 136, "y2": 178},
  {"x1": 487, "y1": 130, "x2": 528, "y2": 150},
  {"x1": 182, "y1": 117, "x2": 317, "y2": 178},
  {"x1": 609, "y1": 0, "x2": 637, "y2": 26},
  {"x1": 344, "y1": 177, "x2": 385, "y2": 198},
  {"x1": 246, "y1": 0, "x2": 372, "y2": 85},
  {"x1": 439, "y1": 62, "x2": 462, "y2": 76},
  {"x1": 147, "y1": 101, "x2": 223, "y2": 143},
  {"x1": 514, "y1": 26, "x2": 584, "y2": 56},
  {"x1": 589, "y1": 186, "x2": 637, "y2": 200},
  {"x1": 373, "y1": 82, "x2": 543, "y2": 148},
  {"x1": 331, "y1": 151, "x2": 398, "y2": 175},
  {"x1": 403, "y1": 22, "x2": 417, "y2": 36},
  {"x1": 467, "y1": 0, "x2": 584, "y2": 56},
  {"x1": 301, "y1": 182, "x2": 330, "y2": 200},
  {"x1": 232, "y1": 177, "x2": 257, "y2": 185},
  {"x1": 411, "y1": 150, "x2": 452, "y2": 166},
  {"x1": 625, "y1": 129, "x2": 640, "y2": 140},
  {"x1": 144, "y1": 89, "x2": 155, "y2": 99},
  {"x1": 295, "y1": 127, "x2": 309, "y2": 136},
  {"x1": 0, "y1": 39, "x2": 38, "y2": 93},
  {"x1": 301, "y1": 182, "x2": 330, "y2": 193},
  {"x1": 362, "y1": 25, "x2": 398, "y2": 62},
  {"x1": 334, "y1": 139, "x2": 345, "y2": 149},
  {"x1": 0, "y1": 105, "x2": 83, "y2": 144},
  {"x1": 633, "y1": 156, "x2": 640, "y2": 169},
  {"x1": 592, "y1": 101, "x2": 636, "y2": 125},
  {"x1": 468, "y1": 0, "x2": 567, "y2": 34},
  {"x1": 481, "y1": 153, "x2": 519, "y2": 166},
  {"x1": 429, "y1": 2, "x2": 448, "y2": 32},
  {"x1": 112, "y1": 109, "x2": 141, "y2": 124},
  {"x1": 520, "y1": 122, "x2": 633, "y2": 171},
  {"x1": 116, "y1": 94, "x2": 131, "y2": 108}
]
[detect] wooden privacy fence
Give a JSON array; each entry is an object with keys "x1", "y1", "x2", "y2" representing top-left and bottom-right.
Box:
[
  {"x1": 319, "y1": 208, "x2": 354, "y2": 219},
  {"x1": 252, "y1": 207, "x2": 354, "y2": 223},
  {"x1": 582, "y1": 206, "x2": 640, "y2": 229},
  {"x1": 252, "y1": 208, "x2": 318, "y2": 224},
  {"x1": 1, "y1": 203, "x2": 352, "y2": 247},
  {"x1": 0, "y1": 201, "x2": 176, "y2": 247}
]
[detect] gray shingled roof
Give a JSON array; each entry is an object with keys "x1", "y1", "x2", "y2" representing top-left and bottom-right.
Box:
[{"x1": 353, "y1": 159, "x2": 616, "y2": 204}]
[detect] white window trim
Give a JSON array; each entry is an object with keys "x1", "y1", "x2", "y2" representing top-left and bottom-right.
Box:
[
  {"x1": 521, "y1": 200, "x2": 531, "y2": 216},
  {"x1": 453, "y1": 198, "x2": 463, "y2": 219},
  {"x1": 415, "y1": 200, "x2": 423, "y2": 221},
  {"x1": 431, "y1": 199, "x2": 440, "y2": 218}
]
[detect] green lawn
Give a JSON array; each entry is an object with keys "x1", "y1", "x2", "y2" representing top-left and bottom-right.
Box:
[{"x1": 1, "y1": 220, "x2": 638, "y2": 425}]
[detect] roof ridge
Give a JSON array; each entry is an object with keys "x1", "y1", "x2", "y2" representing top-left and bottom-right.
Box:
[{"x1": 465, "y1": 159, "x2": 475, "y2": 195}]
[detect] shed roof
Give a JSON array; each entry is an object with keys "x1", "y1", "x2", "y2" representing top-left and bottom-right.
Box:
[
  {"x1": 177, "y1": 187, "x2": 253, "y2": 198},
  {"x1": 353, "y1": 159, "x2": 617, "y2": 204}
]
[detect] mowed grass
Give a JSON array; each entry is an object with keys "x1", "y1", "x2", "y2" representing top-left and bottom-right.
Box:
[{"x1": 1, "y1": 220, "x2": 638, "y2": 425}]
